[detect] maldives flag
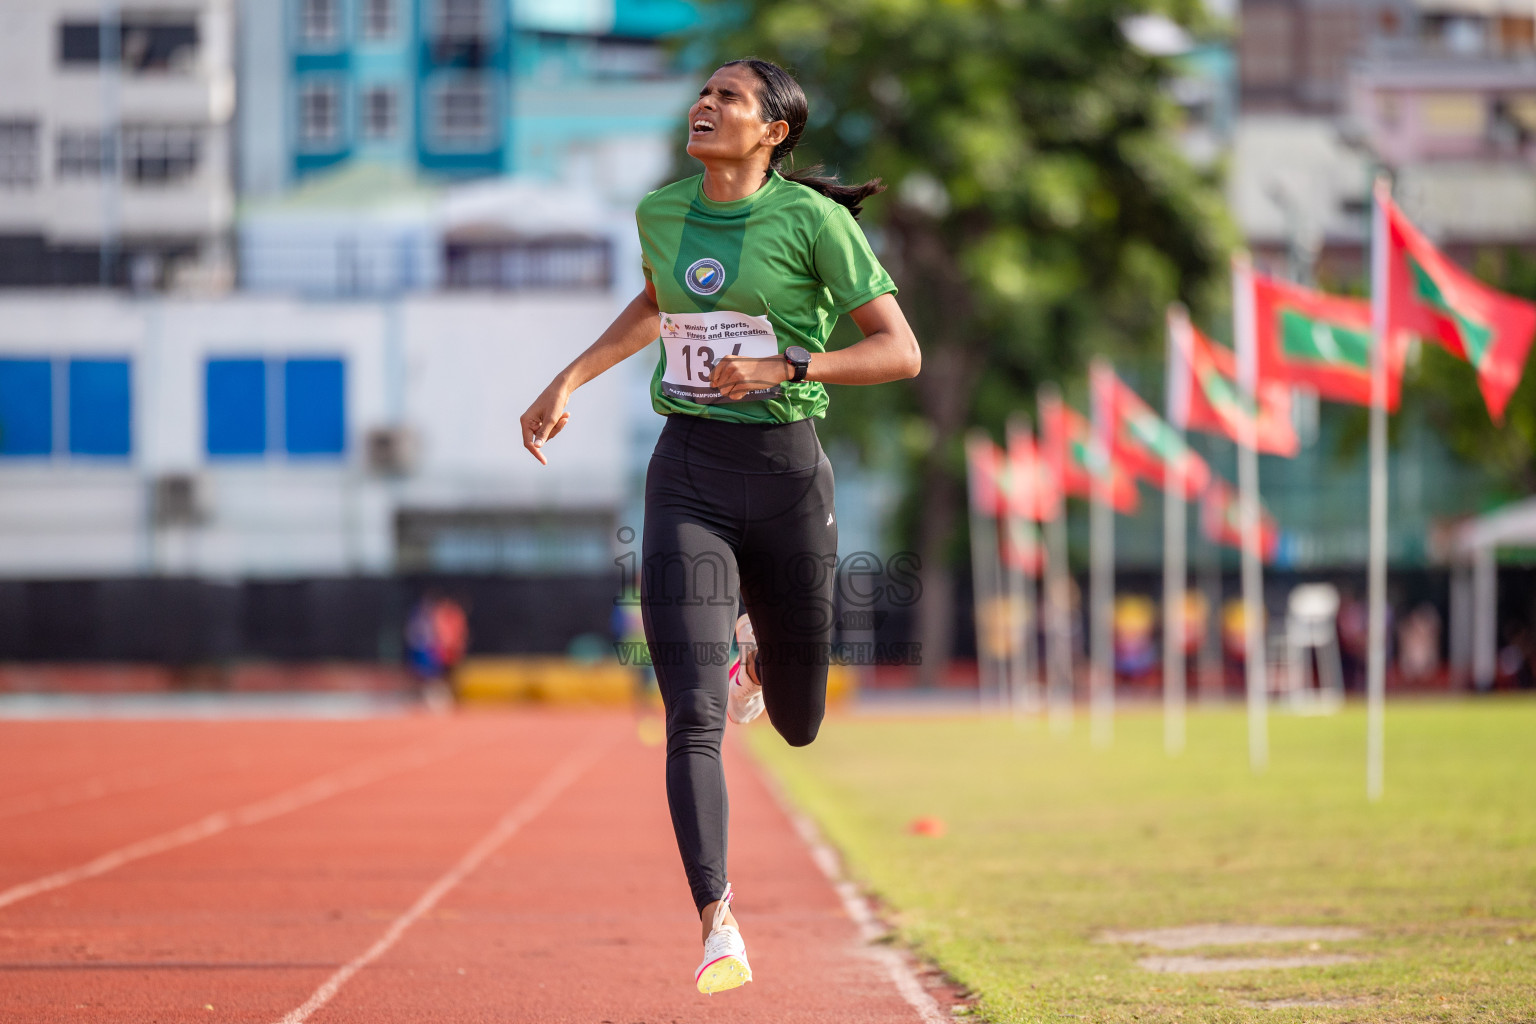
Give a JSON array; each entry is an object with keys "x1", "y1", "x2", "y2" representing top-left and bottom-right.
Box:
[
  {"x1": 1169, "y1": 308, "x2": 1299, "y2": 456},
  {"x1": 965, "y1": 431, "x2": 1005, "y2": 517},
  {"x1": 1381, "y1": 188, "x2": 1536, "y2": 423},
  {"x1": 1000, "y1": 511, "x2": 1041, "y2": 574},
  {"x1": 1093, "y1": 364, "x2": 1210, "y2": 498},
  {"x1": 1004, "y1": 420, "x2": 1060, "y2": 522},
  {"x1": 1039, "y1": 394, "x2": 1139, "y2": 515},
  {"x1": 1247, "y1": 267, "x2": 1400, "y2": 410},
  {"x1": 1201, "y1": 480, "x2": 1279, "y2": 562},
  {"x1": 968, "y1": 428, "x2": 1042, "y2": 574}
]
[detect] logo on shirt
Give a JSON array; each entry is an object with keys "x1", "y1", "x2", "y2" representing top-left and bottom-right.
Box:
[{"x1": 685, "y1": 258, "x2": 726, "y2": 296}]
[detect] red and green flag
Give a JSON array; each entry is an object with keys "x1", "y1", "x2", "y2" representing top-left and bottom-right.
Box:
[
  {"x1": 966, "y1": 429, "x2": 1043, "y2": 575},
  {"x1": 1380, "y1": 188, "x2": 1536, "y2": 423},
  {"x1": 1003, "y1": 422, "x2": 1046, "y2": 573},
  {"x1": 1247, "y1": 266, "x2": 1401, "y2": 410},
  {"x1": 965, "y1": 432, "x2": 1005, "y2": 518},
  {"x1": 1094, "y1": 364, "x2": 1211, "y2": 499},
  {"x1": 1039, "y1": 394, "x2": 1139, "y2": 515},
  {"x1": 1201, "y1": 480, "x2": 1279, "y2": 563},
  {"x1": 1004, "y1": 420, "x2": 1059, "y2": 523},
  {"x1": 1169, "y1": 308, "x2": 1299, "y2": 456},
  {"x1": 1000, "y1": 509, "x2": 1041, "y2": 575}
]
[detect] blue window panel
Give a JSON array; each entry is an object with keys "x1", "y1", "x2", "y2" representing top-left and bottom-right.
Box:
[
  {"x1": 0, "y1": 359, "x2": 53, "y2": 456},
  {"x1": 68, "y1": 359, "x2": 131, "y2": 457},
  {"x1": 284, "y1": 358, "x2": 346, "y2": 455},
  {"x1": 206, "y1": 358, "x2": 267, "y2": 456}
]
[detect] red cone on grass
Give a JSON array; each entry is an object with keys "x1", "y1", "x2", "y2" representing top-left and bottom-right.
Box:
[{"x1": 908, "y1": 816, "x2": 947, "y2": 837}]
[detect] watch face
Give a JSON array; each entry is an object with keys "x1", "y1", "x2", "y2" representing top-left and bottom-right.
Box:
[{"x1": 784, "y1": 346, "x2": 809, "y2": 382}]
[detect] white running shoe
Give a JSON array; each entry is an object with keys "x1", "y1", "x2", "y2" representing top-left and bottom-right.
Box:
[
  {"x1": 695, "y1": 883, "x2": 752, "y2": 994},
  {"x1": 726, "y1": 613, "x2": 764, "y2": 725}
]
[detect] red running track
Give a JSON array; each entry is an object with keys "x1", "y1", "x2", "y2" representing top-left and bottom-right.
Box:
[{"x1": 0, "y1": 711, "x2": 930, "y2": 1023}]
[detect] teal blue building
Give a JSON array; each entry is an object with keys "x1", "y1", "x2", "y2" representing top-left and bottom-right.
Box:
[{"x1": 238, "y1": 0, "x2": 701, "y2": 196}]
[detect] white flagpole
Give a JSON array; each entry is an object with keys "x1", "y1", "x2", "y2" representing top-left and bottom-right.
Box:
[
  {"x1": 1006, "y1": 537, "x2": 1029, "y2": 716},
  {"x1": 1012, "y1": 417, "x2": 1043, "y2": 717},
  {"x1": 1089, "y1": 360, "x2": 1115, "y2": 749},
  {"x1": 1233, "y1": 254, "x2": 1269, "y2": 773},
  {"x1": 966, "y1": 432, "x2": 1003, "y2": 708},
  {"x1": 1367, "y1": 178, "x2": 1391, "y2": 802},
  {"x1": 1198, "y1": 496, "x2": 1225, "y2": 705},
  {"x1": 1163, "y1": 307, "x2": 1190, "y2": 756},
  {"x1": 1004, "y1": 418, "x2": 1034, "y2": 718},
  {"x1": 1039, "y1": 386, "x2": 1075, "y2": 734}
]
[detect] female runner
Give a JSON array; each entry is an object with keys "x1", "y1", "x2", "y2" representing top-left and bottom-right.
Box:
[{"x1": 520, "y1": 57, "x2": 920, "y2": 994}]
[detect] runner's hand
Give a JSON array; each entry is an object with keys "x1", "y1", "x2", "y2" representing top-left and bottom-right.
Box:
[
  {"x1": 711, "y1": 355, "x2": 786, "y2": 401},
  {"x1": 521, "y1": 385, "x2": 571, "y2": 465}
]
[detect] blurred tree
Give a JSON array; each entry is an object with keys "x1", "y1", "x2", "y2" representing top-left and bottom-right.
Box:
[{"x1": 694, "y1": 0, "x2": 1232, "y2": 683}]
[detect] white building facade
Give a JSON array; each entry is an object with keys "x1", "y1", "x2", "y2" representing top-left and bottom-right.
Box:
[
  {"x1": 0, "y1": 0, "x2": 236, "y2": 290},
  {"x1": 0, "y1": 291, "x2": 634, "y2": 580}
]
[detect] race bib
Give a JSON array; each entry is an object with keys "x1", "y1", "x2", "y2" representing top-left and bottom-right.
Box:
[{"x1": 658, "y1": 311, "x2": 783, "y2": 403}]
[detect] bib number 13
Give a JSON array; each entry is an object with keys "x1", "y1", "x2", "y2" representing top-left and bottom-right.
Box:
[
  {"x1": 679, "y1": 343, "x2": 742, "y2": 384},
  {"x1": 658, "y1": 309, "x2": 781, "y2": 403}
]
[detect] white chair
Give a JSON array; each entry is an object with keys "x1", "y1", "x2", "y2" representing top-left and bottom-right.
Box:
[{"x1": 1286, "y1": 583, "x2": 1344, "y2": 713}]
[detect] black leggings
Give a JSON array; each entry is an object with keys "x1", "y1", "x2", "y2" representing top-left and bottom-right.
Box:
[{"x1": 640, "y1": 414, "x2": 838, "y2": 913}]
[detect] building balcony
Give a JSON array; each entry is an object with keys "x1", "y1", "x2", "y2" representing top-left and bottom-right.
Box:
[{"x1": 1347, "y1": 53, "x2": 1536, "y2": 164}]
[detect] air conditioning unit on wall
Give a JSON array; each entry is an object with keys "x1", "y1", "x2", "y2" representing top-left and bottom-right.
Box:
[
  {"x1": 365, "y1": 426, "x2": 419, "y2": 477},
  {"x1": 151, "y1": 473, "x2": 207, "y2": 527}
]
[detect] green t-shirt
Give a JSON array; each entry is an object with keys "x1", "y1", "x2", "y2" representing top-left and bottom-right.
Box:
[{"x1": 636, "y1": 170, "x2": 897, "y2": 424}]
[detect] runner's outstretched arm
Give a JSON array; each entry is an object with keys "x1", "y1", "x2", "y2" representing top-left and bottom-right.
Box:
[
  {"x1": 521, "y1": 282, "x2": 661, "y2": 464},
  {"x1": 710, "y1": 292, "x2": 920, "y2": 400}
]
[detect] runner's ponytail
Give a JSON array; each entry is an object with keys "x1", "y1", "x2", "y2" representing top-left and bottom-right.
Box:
[{"x1": 722, "y1": 58, "x2": 886, "y2": 220}]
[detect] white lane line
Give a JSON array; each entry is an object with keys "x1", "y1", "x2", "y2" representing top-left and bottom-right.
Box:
[
  {"x1": 0, "y1": 741, "x2": 460, "y2": 913},
  {"x1": 272, "y1": 732, "x2": 614, "y2": 1024},
  {"x1": 750, "y1": 756, "x2": 949, "y2": 1024}
]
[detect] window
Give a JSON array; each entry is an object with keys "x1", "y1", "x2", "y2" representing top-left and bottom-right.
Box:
[
  {"x1": 397, "y1": 509, "x2": 614, "y2": 574},
  {"x1": 59, "y1": 23, "x2": 101, "y2": 63},
  {"x1": 445, "y1": 238, "x2": 613, "y2": 290},
  {"x1": 300, "y1": 81, "x2": 342, "y2": 147},
  {"x1": 123, "y1": 125, "x2": 199, "y2": 183},
  {"x1": 56, "y1": 129, "x2": 116, "y2": 179},
  {"x1": 0, "y1": 358, "x2": 131, "y2": 459},
  {"x1": 68, "y1": 360, "x2": 131, "y2": 456},
  {"x1": 436, "y1": 0, "x2": 490, "y2": 40},
  {"x1": 205, "y1": 357, "x2": 345, "y2": 459},
  {"x1": 362, "y1": 86, "x2": 398, "y2": 139},
  {"x1": 284, "y1": 359, "x2": 345, "y2": 455},
  {"x1": 300, "y1": 0, "x2": 339, "y2": 45},
  {"x1": 362, "y1": 0, "x2": 396, "y2": 39},
  {"x1": 0, "y1": 359, "x2": 53, "y2": 456},
  {"x1": 206, "y1": 359, "x2": 266, "y2": 456},
  {"x1": 0, "y1": 121, "x2": 39, "y2": 188},
  {"x1": 59, "y1": 19, "x2": 198, "y2": 72},
  {"x1": 432, "y1": 79, "x2": 492, "y2": 144}
]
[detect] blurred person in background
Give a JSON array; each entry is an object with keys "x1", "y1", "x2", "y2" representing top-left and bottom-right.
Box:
[
  {"x1": 612, "y1": 583, "x2": 657, "y2": 700},
  {"x1": 520, "y1": 57, "x2": 920, "y2": 994},
  {"x1": 1337, "y1": 589, "x2": 1369, "y2": 691},
  {"x1": 1222, "y1": 597, "x2": 1247, "y2": 693},
  {"x1": 404, "y1": 591, "x2": 466, "y2": 713},
  {"x1": 1396, "y1": 603, "x2": 1442, "y2": 687},
  {"x1": 1114, "y1": 595, "x2": 1156, "y2": 682}
]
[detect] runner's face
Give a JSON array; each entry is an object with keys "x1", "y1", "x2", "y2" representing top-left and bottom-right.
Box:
[{"x1": 686, "y1": 66, "x2": 786, "y2": 167}]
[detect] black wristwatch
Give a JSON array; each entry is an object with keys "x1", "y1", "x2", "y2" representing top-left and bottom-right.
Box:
[{"x1": 784, "y1": 345, "x2": 811, "y2": 383}]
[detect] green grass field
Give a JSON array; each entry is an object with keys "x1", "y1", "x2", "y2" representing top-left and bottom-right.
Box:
[{"x1": 746, "y1": 698, "x2": 1536, "y2": 1023}]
